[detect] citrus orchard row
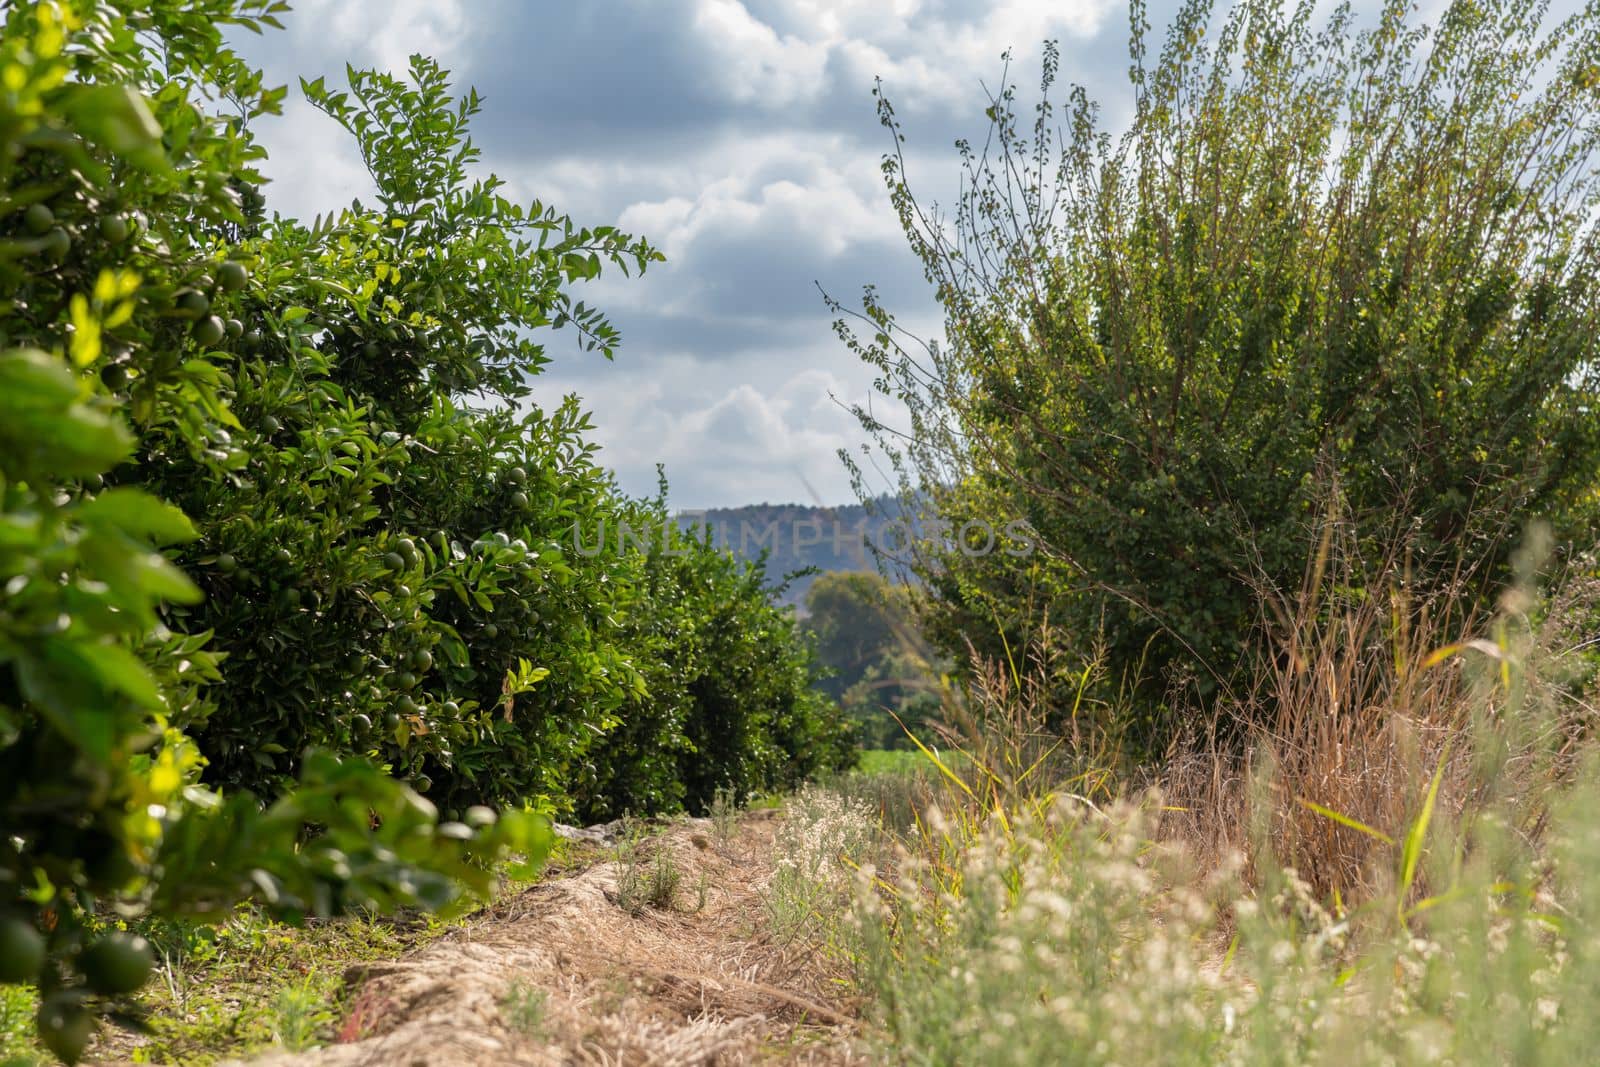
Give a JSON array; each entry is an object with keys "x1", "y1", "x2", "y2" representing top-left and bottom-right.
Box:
[{"x1": 0, "y1": 2, "x2": 850, "y2": 1060}]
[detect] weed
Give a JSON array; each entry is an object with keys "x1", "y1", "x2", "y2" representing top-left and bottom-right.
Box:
[
  {"x1": 646, "y1": 849, "x2": 682, "y2": 912},
  {"x1": 710, "y1": 786, "x2": 741, "y2": 851},
  {"x1": 694, "y1": 871, "x2": 711, "y2": 913},
  {"x1": 825, "y1": 760, "x2": 942, "y2": 838},
  {"x1": 500, "y1": 978, "x2": 547, "y2": 1037},
  {"x1": 270, "y1": 976, "x2": 336, "y2": 1052},
  {"x1": 614, "y1": 824, "x2": 682, "y2": 916},
  {"x1": 765, "y1": 787, "x2": 878, "y2": 944}
]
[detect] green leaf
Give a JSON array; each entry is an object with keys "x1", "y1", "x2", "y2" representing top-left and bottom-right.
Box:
[
  {"x1": 74, "y1": 489, "x2": 197, "y2": 545},
  {"x1": 58, "y1": 84, "x2": 170, "y2": 172},
  {"x1": 438, "y1": 630, "x2": 470, "y2": 668},
  {"x1": 0, "y1": 347, "x2": 79, "y2": 411},
  {"x1": 1400, "y1": 741, "x2": 1452, "y2": 915},
  {"x1": 14, "y1": 641, "x2": 151, "y2": 761},
  {"x1": 1297, "y1": 798, "x2": 1396, "y2": 846},
  {"x1": 0, "y1": 349, "x2": 134, "y2": 478},
  {"x1": 74, "y1": 641, "x2": 166, "y2": 710}
]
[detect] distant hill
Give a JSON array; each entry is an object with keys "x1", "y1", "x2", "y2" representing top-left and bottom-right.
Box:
[{"x1": 675, "y1": 496, "x2": 917, "y2": 608}]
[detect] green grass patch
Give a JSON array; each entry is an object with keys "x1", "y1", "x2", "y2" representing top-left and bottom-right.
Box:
[
  {"x1": 0, "y1": 983, "x2": 44, "y2": 1067},
  {"x1": 135, "y1": 909, "x2": 469, "y2": 1064},
  {"x1": 0, "y1": 909, "x2": 464, "y2": 1067},
  {"x1": 854, "y1": 748, "x2": 928, "y2": 776}
]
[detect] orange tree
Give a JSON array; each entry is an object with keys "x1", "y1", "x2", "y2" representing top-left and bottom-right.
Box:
[
  {"x1": 582, "y1": 487, "x2": 853, "y2": 817},
  {"x1": 137, "y1": 53, "x2": 665, "y2": 810},
  {"x1": 0, "y1": 3, "x2": 551, "y2": 1061}
]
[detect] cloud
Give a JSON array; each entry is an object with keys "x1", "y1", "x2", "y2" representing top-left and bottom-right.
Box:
[
  {"x1": 532, "y1": 357, "x2": 908, "y2": 508},
  {"x1": 224, "y1": 0, "x2": 1143, "y2": 506},
  {"x1": 599, "y1": 132, "x2": 916, "y2": 323},
  {"x1": 657, "y1": 0, "x2": 1117, "y2": 118},
  {"x1": 692, "y1": 0, "x2": 832, "y2": 106},
  {"x1": 246, "y1": 96, "x2": 373, "y2": 220},
  {"x1": 280, "y1": 0, "x2": 470, "y2": 74},
  {"x1": 617, "y1": 140, "x2": 900, "y2": 260}
]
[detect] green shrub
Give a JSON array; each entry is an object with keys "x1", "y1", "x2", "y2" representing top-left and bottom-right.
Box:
[
  {"x1": 836, "y1": 0, "x2": 1600, "y2": 754},
  {"x1": 582, "y1": 490, "x2": 854, "y2": 819},
  {"x1": 0, "y1": 7, "x2": 552, "y2": 1060}
]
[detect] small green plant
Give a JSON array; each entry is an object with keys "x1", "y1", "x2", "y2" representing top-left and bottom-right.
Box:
[
  {"x1": 0, "y1": 985, "x2": 43, "y2": 1066},
  {"x1": 709, "y1": 787, "x2": 741, "y2": 851},
  {"x1": 693, "y1": 871, "x2": 710, "y2": 914},
  {"x1": 645, "y1": 849, "x2": 682, "y2": 913},
  {"x1": 269, "y1": 977, "x2": 336, "y2": 1052},
  {"x1": 499, "y1": 979, "x2": 546, "y2": 1037},
  {"x1": 613, "y1": 825, "x2": 682, "y2": 917}
]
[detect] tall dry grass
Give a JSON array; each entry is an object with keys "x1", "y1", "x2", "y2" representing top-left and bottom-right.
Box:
[
  {"x1": 794, "y1": 526, "x2": 1600, "y2": 1064},
  {"x1": 922, "y1": 626, "x2": 1119, "y2": 812},
  {"x1": 852, "y1": 502, "x2": 1600, "y2": 913},
  {"x1": 1162, "y1": 522, "x2": 1600, "y2": 906}
]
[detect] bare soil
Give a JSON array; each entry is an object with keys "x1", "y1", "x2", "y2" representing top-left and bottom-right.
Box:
[{"x1": 230, "y1": 810, "x2": 862, "y2": 1067}]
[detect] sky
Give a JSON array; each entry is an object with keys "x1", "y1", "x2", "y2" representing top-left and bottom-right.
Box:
[{"x1": 223, "y1": 1, "x2": 1178, "y2": 508}]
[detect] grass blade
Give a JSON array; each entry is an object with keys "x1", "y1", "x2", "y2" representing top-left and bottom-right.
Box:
[
  {"x1": 1399, "y1": 740, "x2": 1452, "y2": 914},
  {"x1": 1297, "y1": 798, "x2": 1396, "y2": 845}
]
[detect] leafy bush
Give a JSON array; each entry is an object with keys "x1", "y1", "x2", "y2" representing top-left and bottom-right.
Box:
[
  {"x1": 0, "y1": 5, "x2": 551, "y2": 1060},
  {"x1": 583, "y1": 491, "x2": 854, "y2": 819},
  {"x1": 835, "y1": 0, "x2": 1600, "y2": 754}
]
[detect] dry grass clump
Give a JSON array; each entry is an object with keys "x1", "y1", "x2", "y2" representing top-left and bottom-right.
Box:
[{"x1": 1163, "y1": 525, "x2": 1600, "y2": 905}]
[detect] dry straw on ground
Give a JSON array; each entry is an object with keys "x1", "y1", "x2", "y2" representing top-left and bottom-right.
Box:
[{"x1": 230, "y1": 811, "x2": 862, "y2": 1067}]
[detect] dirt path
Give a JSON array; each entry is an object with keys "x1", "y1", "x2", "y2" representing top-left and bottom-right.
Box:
[{"x1": 231, "y1": 810, "x2": 862, "y2": 1067}]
